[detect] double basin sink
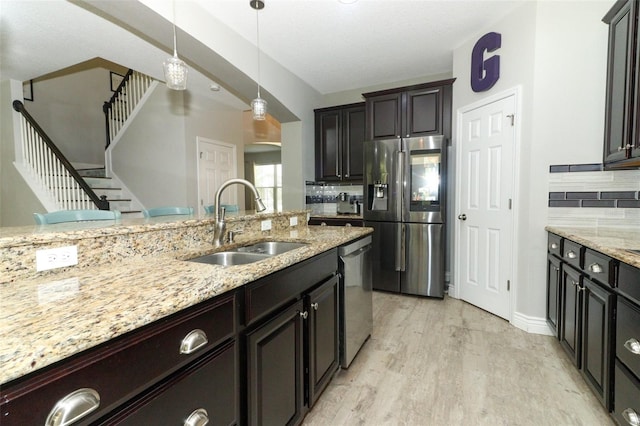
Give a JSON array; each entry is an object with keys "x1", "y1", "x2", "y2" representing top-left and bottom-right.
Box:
[{"x1": 188, "y1": 241, "x2": 308, "y2": 266}]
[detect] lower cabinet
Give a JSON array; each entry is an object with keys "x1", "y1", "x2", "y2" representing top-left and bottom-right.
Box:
[
  {"x1": 546, "y1": 253, "x2": 562, "y2": 337},
  {"x1": 560, "y1": 265, "x2": 582, "y2": 366},
  {"x1": 245, "y1": 274, "x2": 339, "y2": 426}
]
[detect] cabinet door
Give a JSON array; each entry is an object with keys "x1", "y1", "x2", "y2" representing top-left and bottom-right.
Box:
[
  {"x1": 246, "y1": 300, "x2": 306, "y2": 426},
  {"x1": 307, "y1": 275, "x2": 339, "y2": 407},
  {"x1": 343, "y1": 105, "x2": 365, "y2": 181},
  {"x1": 315, "y1": 110, "x2": 341, "y2": 181},
  {"x1": 581, "y1": 277, "x2": 614, "y2": 410},
  {"x1": 404, "y1": 87, "x2": 443, "y2": 137},
  {"x1": 604, "y1": 0, "x2": 635, "y2": 165},
  {"x1": 546, "y1": 254, "x2": 562, "y2": 338},
  {"x1": 560, "y1": 266, "x2": 582, "y2": 367},
  {"x1": 102, "y1": 340, "x2": 238, "y2": 426},
  {"x1": 366, "y1": 92, "x2": 402, "y2": 140}
]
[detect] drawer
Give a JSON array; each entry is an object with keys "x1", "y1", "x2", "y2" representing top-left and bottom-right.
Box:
[
  {"x1": 0, "y1": 292, "x2": 236, "y2": 425},
  {"x1": 583, "y1": 248, "x2": 615, "y2": 287},
  {"x1": 309, "y1": 218, "x2": 364, "y2": 227},
  {"x1": 246, "y1": 249, "x2": 337, "y2": 326},
  {"x1": 562, "y1": 240, "x2": 582, "y2": 269},
  {"x1": 101, "y1": 340, "x2": 237, "y2": 425},
  {"x1": 618, "y1": 262, "x2": 640, "y2": 306},
  {"x1": 613, "y1": 360, "x2": 640, "y2": 426},
  {"x1": 547, "y1": 233, "x2": 563, "y2": 257},
  {"x1": 617, "y1": 297, "x2": 640, "y2": 378}
]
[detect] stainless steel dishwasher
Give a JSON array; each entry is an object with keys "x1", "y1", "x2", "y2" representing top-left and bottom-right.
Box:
[{"x1": 339, "y1": 235, "x2": 373, "y2": 368}]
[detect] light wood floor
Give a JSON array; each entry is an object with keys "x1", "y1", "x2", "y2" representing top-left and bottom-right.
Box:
[{"x1": 302, "y1": 292, "x2": 613, "y2": 425}]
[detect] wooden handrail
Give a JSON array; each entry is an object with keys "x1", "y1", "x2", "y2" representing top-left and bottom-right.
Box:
[
  {"x1": 12, "y1": 100, "x2": 109, "y2": 210},
  {"x1": 103, "y1": 69, "x2": 134, "y2": 149}
]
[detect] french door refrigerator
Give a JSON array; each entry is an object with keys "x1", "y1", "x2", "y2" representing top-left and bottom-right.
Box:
[{"x1": 363, "y1": 136, "x2": 445, "y2": 297}]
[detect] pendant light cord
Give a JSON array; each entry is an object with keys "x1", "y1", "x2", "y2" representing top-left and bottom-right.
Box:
[
  {"x1": 172, "y1": 1, "x2": 178, "y2": 57},
  {"x1": 256, "y1": 7, "x2": 262, "y2": 98}
]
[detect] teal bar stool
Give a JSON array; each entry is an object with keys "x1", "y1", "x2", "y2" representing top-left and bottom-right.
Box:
[
  {"x1": 204, "y1": 204, "x2": 238, "y2": 214},
  {"x1": 142, "y1": 206, "x2": 194, "y2": 218},
  {"x1": 34, "y1": 209, "x2": 121, "y2": 225}
]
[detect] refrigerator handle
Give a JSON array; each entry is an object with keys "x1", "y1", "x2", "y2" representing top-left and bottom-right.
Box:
[
  {"x1": 395, "y1": 223, "x2": 406, "y2": 271},
  {"x1": 396, "y1": 150, "x2": 404, "y2": 219}
]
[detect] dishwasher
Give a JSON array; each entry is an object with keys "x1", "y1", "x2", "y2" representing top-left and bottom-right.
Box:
[{"x1": 338, "y1": 235, "x2": 373, "y2": 368}]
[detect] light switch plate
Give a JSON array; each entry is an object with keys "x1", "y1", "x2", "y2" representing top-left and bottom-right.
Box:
[
  {"x1": 261, "y1": 220, "x2": 272, "y2": 231},
  {"x1": 289, "y1": 216, "x2": 298, "y2": 227},
  {"x1": 36, "y1": 246, "x2": 78, "y2": 271}
]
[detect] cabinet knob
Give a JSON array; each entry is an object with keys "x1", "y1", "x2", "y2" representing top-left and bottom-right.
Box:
[
  {"x1": 184, "y1": 408, "x2": 210, "y2": 426},
  {"x1": 299, "y1": 311, "x2": 308, "y2": 319},
  {"x1": 566, "y1": 250, "x2": 577, "y2": 259},
  {"x1": 624, "y1": 338, "x2": 640, "y2": 355},
  {"x1": 320, "y1": 222, "x2": 327, "y2": 226},
  {"x1": 588, "y1": 263, "x2": 603, "y2": 274},
  {"x1": 45, "y1": 388, "x2": 100, "y2": 426},
  {"x1": 180, "y1": 329, "x2": 209, "y2": 355},
  {"x1": 623, "y1": 408, "x2": 640, "y2": 426},
  {"x1": 618, "y1": 144, "x2": 633, "y2": 151},
  {"x1": 311, "y1": 302, "x2": 319, "y2": 311},
  {"x1": 550, "y1": 243, "x2": 558, "y2": 250}
]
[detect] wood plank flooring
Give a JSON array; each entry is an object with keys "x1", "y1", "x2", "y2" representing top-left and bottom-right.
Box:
[{"x1": 302, "y1": 292, "x2": 613, "y2": 425}]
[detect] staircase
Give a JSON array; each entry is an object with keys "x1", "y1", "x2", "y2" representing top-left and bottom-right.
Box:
[{"x1": 76, "y1": 167, "x2": 142, "y2": 217}]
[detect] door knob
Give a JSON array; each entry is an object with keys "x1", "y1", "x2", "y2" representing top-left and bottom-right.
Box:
[{"x1": 458, "y1": 214, "x2": 467, "y2": 221}]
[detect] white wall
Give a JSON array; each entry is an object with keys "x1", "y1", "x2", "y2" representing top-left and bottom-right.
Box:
[{"x1": 451, "y1": 0, "x2": 612, "y2": 323}]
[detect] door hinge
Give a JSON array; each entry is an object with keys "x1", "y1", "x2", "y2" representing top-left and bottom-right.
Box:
[
  {"x1": 508, "y1": 198, "x2": 512, "y2": 210},
  {"x1": 507, "y1": 114, "x2": 515, "y2": 127},
  {"x1": 199, "y1": 151, "x2": 203, "y2": 159},
  {"x1": 507, "y1": 280, "x2": 511, "y2": 291}
]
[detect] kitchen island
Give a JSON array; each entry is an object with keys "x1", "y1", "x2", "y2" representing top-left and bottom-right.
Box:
[{"x1": 0, "y1": 210, "x2": 372, "y2": 424}]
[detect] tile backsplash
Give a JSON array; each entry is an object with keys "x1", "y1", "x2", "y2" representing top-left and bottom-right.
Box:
[
  {"x1": 548, "y1": 166, "x2": 640, "y2": 228},
  {"x1": 305, "y1": 181, "x2": 363, "y2": 215}
]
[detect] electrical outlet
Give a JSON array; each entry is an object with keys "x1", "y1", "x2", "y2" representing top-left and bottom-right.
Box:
[
  {"x1": 36, "y1": 246, "x2": 78, "y2": 271},
  {"x1": 289, "y1": 216, "x2": 298, "y2": 227},
  {"x1": 261, "y1": 220, "x2": 272, "y2": 231}
]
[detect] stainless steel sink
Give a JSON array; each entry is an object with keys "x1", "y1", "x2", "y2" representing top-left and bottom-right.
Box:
[
  {"x1": 188, "y1": 251, "x2": 271, "y2": 266},
  {"x1": 235, "y1": 241, "x2": 308, "y2": 255}
]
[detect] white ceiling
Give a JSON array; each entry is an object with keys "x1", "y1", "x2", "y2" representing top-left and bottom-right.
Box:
[
  {"x1": 1, "y1": 0, "x2": 527, "y2": 100},
  {"x1": 195, "y1": 0, "x2": 527, "y2": 94}
]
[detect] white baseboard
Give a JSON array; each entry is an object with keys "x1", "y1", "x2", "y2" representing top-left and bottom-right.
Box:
[{"x1": 511, "y1": 311, "x2": 554, "y2": 336}]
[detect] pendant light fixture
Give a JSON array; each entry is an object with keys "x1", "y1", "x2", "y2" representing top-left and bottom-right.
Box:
[
  {"x1": 250, "y1": 0, "x2": 267, "y2": 120},
  {"x1": 163, "y1": 1, "x2": 188, "y2": 90}
]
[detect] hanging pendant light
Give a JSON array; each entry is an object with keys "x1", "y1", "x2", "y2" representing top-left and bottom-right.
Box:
[
  {"x1": 250, "y1": 0, "x2": 267, "y2": 120},
  {"x1": 163, "y1": 1, "x2": 188, "y2": 90}
]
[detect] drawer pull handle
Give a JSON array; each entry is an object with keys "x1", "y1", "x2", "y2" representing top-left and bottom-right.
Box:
[
  {"x1": 623, "y1": 408, "x2": 640, "y2": 426},
  {"x1": 180, "y1": 329, "x2": 209, "y2": 355},
  {"x1": 45, "y1": 388, "x2": 100, "y2": 426},
  {"x1": 589, "y1": 263, "x2": 603, "y2": 274},
  {"x1": 624, "y1": 338, "x2": 640, "y2": 355},
  {"x1": 300, "y1": 310, "x2": 308, "y2": 319},
  {"x1": 550, "y1": 243, "x2": 558, "y2": 250},
  {"x1": 184, "y1": 408, "x2": 209, "y2": 426},
  {"x1": 566, "y1": 250, "x2": 577, "y2": 259}
]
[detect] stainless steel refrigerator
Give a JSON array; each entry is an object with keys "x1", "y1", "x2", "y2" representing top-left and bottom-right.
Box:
[{"x1": 363, "y1": 136, "x2": 445, "y2": 297}]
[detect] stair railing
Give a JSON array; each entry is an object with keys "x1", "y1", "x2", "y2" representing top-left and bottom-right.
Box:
[
  {"x1": 12, "y1": 100, "x2": 109, "y2": 210},
  {"x1": 103, "y1": 69, "x2": 154, "y2": 149}
]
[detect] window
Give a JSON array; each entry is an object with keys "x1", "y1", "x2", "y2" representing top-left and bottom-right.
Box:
[{"x1": 253, "y1": 164, "x2": 282, "y2": 211}]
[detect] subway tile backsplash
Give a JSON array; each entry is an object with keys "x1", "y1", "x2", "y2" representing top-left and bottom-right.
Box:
[
  {"x1": 548, "y1": 166, "x2": 640, "y2": 227},
  {"x1": 305, "y1": 181, "x2": 363, "y2": 215}
]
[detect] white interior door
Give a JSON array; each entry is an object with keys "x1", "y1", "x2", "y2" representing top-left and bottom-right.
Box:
[
  {"x1": 456, "y1": 93, "x2": 516, "y2": 320},
  {"x1": 197, "y1": 137, "x2": 237, "y2": 213}
]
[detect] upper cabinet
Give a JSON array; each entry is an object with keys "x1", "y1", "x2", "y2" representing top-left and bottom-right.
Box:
[
  {"x1": 603, "y1": 0, "x2": 640, "y2": 169},
  {"x1": 315, "y1": 103, "x2": 365, "y2": 182},
  {"x1": 363, "y1": 79, "x2": 455, "y2": 140}
]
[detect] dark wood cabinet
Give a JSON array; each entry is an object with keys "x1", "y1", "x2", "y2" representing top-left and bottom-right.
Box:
[
  {"x1": 306, "y1": 275, "x2": 339, "y2": 407},
  {"x1": 308, "y1": 217, "x2": 364, "y2": 227},
  {"x1": 560, "y1": 264, "x2": 583, "y2": 367},
  {"x1": 246, "y1": 300, "x2": 306, "y2": 426},
  {"x1": 603, "y1": 0, "x2": 640, "y2": 168},
  {"x1": 581, "y1": 277, "x2": 614, "y2": 409},
  {"x1": 315, "y1": 103, "x2": 365, "y2": 182},
  {"x1": 363, "y1": 79, "x2": 454, "y2": 140},
  {"x1": 547, "y1": 253, "x2": 562, "y2": 337}
]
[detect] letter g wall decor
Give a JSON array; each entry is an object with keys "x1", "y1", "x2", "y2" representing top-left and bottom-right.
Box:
[{"x1": 471, "y1": 32, "x2": 502, "y2": 92}]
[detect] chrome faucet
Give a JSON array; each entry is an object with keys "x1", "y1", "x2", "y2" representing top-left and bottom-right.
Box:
[{"x1": 213, "y1": 178, "x2": 267, "y2": 246}]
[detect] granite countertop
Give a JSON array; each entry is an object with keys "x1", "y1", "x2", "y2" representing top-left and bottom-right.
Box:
[
  {"x1": 0, "y1": 225, "x2": 372, "y2": 385},
  {"x1": 545, "y1": 226, "x2": 640, "y2": 268}
]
